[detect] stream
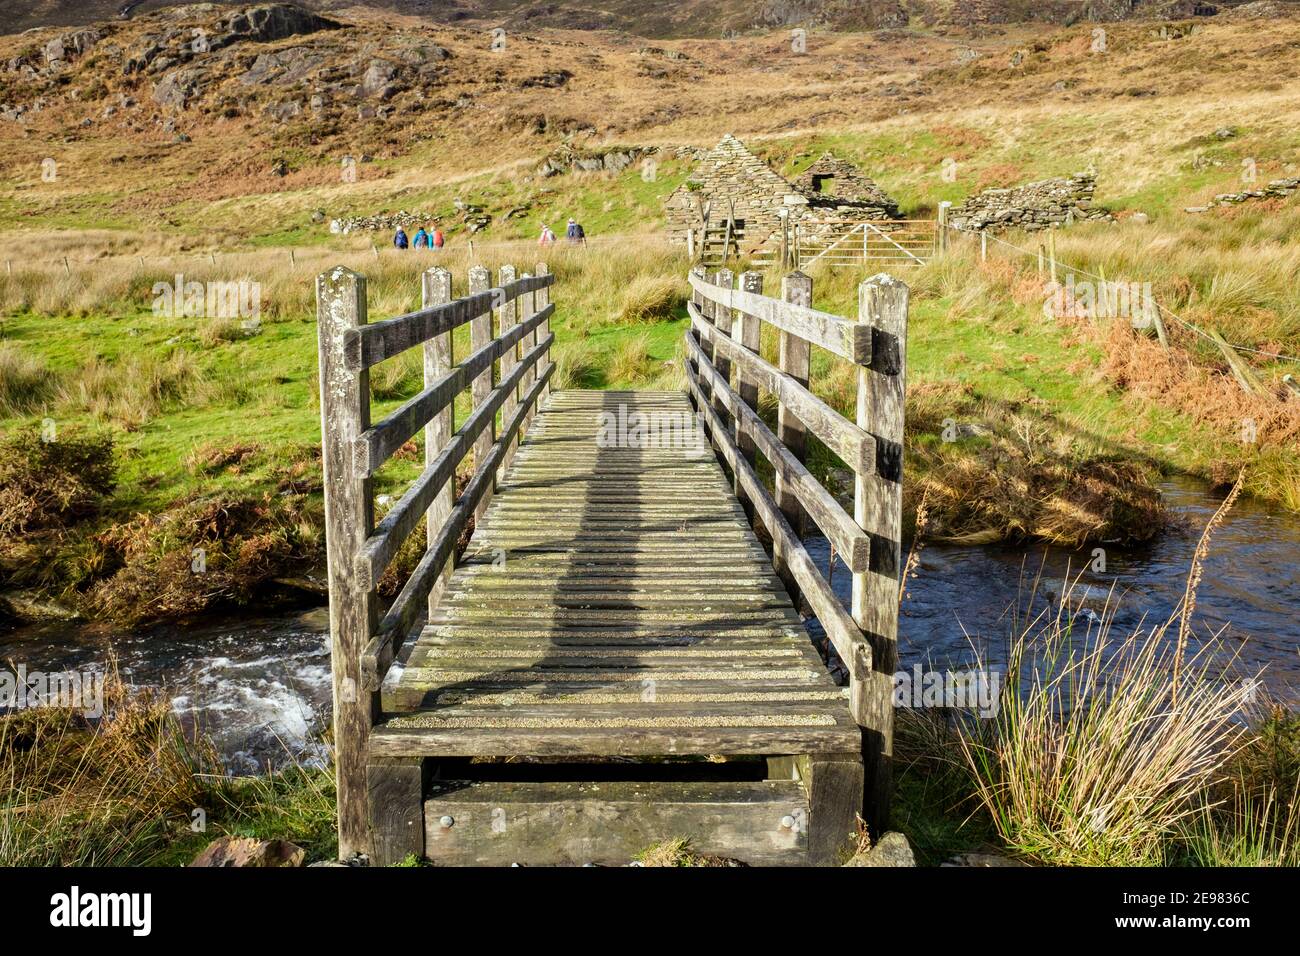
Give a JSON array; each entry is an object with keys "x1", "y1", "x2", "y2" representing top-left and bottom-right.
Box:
[{"x1": 1, "y1": 478, "x2": 1295, "y2": 770}]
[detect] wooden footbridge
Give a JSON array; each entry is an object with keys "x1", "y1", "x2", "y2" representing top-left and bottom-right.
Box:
[{"x1": 315, "y1": 259, "x2": 908, "y2": 866}]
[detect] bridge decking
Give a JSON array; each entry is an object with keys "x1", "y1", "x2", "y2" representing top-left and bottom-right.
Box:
[{"x1": 380, "y1": 390, "x2": 858, "y2": 758}]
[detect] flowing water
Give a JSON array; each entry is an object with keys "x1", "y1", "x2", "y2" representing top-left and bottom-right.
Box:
[{"x1": 1, "y1": 478, "x2": 1296, "y2": 768}]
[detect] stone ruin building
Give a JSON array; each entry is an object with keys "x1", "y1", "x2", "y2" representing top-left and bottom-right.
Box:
[{"x1": 664, "y1": 135, "x2": 901, "y2": 256}]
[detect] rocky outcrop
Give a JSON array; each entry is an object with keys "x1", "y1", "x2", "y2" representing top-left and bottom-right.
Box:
[
  {"x1": 843, "y1": 831, "x2": 916, "y2": 866},
  {"x1": 947, "y1": 172, "x2": 1114, "y2": 232},
  {"x1": 190, "y1": 836, "x2": 305, "y2": 867},
  {"x1": 536, "y1": 144, "x2": 659, "y2": 178}
]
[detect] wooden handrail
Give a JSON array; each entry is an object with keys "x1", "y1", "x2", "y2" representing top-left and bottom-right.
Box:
[
  {"x1": 345, "y1": 273, "x2": 554, "y2": 370},
  {"x1": 685, "y1": 265, "x2": 909, "y2": 827},
  {"x1": 316, "y1": 261, "x2": 556, "y2": 858},
  {"x1": 688, "y1": 270, "x2": 870, "y2": 364}
]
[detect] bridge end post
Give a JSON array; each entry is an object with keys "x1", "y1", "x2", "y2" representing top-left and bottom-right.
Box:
[
  {"x1": 535, "y1": 262, "x2": 551, "y2": 405},
  {"x1": 422, "y1": 266, "x2": 455, "y2": 617},
  {"x1": 852, "y1": 272, "x2": 910, "y2": 834},
  {"x1": 316, "y1": 266, "x2": 380, "y2": 861}
]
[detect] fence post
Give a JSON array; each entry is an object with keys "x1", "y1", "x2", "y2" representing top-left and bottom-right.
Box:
[
  {"x1": 735, "y1": 271, "x2": 763, "y2": 519},
  {"x1": 854, "y1": 272, "x2": 910, "y2": 832},
  {"x1": 535, "y1": 261, "x2": 551, "y2": 406},
  {"x1": 498, "y1": 263, "x2": 520, "y2": 470},
  {"x1": 519, "y1": 272, "x2": 536, "y2": 429},
  {"x1": 980, "y1": 231, "x2": 988, "y2": 263},
  {"x1": 776, "y1": 271, "x2": 811, "y2": 540},
  {"x1": 712, "y1": 268, "x2": 734, "y2": 433},
  {"x1": 1048, "y1": 229, "x2": 1057, "y2": 285},
  {"x1": 422, "y1": 266, "x2": 455, "y2": 615},
  {"x1": 467, "y1": 264, "x2": 495, "y2": 524},
  {"x1": 315, "y1": 267, "x2": 379, "y2": 860},
  {"x1": 937, "y1": 201, "x2": 951, "y2": 254}
]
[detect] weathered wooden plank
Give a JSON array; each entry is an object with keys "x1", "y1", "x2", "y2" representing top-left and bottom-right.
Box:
[
  {"x1": 368, "y1": 756, "x2": 430, "y2": 866},
  {"x1": 346, "y1": 273, "x2": 554, "y2": 370},
  {"x1": 371, "y1": 720, "x2": 861, "y2": 758},
  {"x1": 422, "y1": 780, "x2": 809, "y2": 866},
  {"x1": 805, "y1": 753, "x2": 864, "y2": 866},
  {"x1": 853, "y1": 273, "x2": 909, "y2": 832},
  {"x1": 688, "y1": 269, "x2": 870, "y2": 364},
  {"x1": 685, "y1": 333, "x2": 869, "y2": 573},
  {"x1": 315, "y1": 267, "x2": 379, "y2": 861},
  {"x1": 690, "y1": 304, "x2": 875, "y2": 476}
]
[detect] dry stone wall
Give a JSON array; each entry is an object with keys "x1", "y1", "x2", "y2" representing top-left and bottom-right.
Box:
[{"x1": 946, "y1": 172, "x2": 1113, "y2": 232}]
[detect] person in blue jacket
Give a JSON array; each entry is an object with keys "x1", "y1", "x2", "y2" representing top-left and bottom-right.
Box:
[
  {"x1": 394, "y1": 227, "x2": 409, "y2": 249},
  {"x1": 412, "y1": 226, "x2": 430, "y2": 249}
]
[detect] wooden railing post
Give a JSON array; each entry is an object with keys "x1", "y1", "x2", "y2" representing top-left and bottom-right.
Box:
[
  {"x1": 467, "y1": 265, "x2": 494, "y2": 524},
  {"x1": 937, "y1": 201, "x2": 951, "y2": 255},
  {"x1": 497, "y1": 263, "x2": 520, "y2": 470},
  {"x1": 777, "y1": 271, "x2": 811, "y2": 538},
  {"x1": 315, "y1": 266, "x2": 379, "y2": 861},
  {"x1": 712, "y1": 267, "x2": 734, "y2": 432},
  {"x1": 735, "y1": 270, "x2": 763, "y2": 518},
  {"x1": 535, "y1": 262, "x2": 551, "y2": 405},
  {"x1": 519, "y1": 272, "x2": 536, "y2": 428},
  {"x1": 853, "y1": 273, "x2": 910, "y2": 832},
  {"x1": 422, "y1": 266, "x2": 455, "y2": 615}
]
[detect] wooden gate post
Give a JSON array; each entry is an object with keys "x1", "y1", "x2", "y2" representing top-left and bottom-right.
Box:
[
  {"x1": 316, "y1": 267, "x2": 380, "y2": 860},
  {"x1": 853, "y1": 273, "x2": 910, "y2": 832},
  {"x1": 422, "y1": 266, "x2": 455, "y2": 615},
  {"x1": 937, "y1": 201, "x2": 951, "y2": 255}
]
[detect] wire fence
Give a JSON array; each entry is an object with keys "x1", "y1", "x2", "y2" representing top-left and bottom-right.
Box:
[{"x1": 955, "y1": 225, "x2": 1300, "y2": 370}]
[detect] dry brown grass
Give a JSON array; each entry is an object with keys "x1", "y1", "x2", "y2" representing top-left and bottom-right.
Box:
[{"x1": 0, "y1": 664, "x2": 218, "y2": 866}]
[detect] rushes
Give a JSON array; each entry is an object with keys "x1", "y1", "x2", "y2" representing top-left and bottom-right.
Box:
[
  {"x1": 1174, "y1": 466, "x2": 1244, "y2": 698},
  {"x1": 955, "y1": 582, "x2": 1253, "y2": 866}
]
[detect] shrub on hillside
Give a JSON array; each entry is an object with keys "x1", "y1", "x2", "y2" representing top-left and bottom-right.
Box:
[
  {"x1": 87, "y1": 491, "x2": 323, "y2": 626},
  {"x1": 0, "y1": 427, "x2": 116, "y2": 538}
]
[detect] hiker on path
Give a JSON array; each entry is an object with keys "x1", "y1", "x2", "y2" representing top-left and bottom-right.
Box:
[
  {"x1": 393, "y1": 227, "x2": 409, "y2": 250},
  {"x1": 413, "y1": 226, "x2": 430, "y2": 249},
  {"x1": 566, "y1": 218, "x2": 586, "y2": 244},
  {"x1": 538, "y1": 224, "x2": 556, "y2": 246},
  {"x1": 432, "y1": 226, "x2": 445, "y2": 250}
]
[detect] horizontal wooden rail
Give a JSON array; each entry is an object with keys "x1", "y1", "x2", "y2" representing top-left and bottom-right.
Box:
[
  {"x1": 353, "y1": 304, "x2": 553, "y2": 476},
  {"x1": 346, "y1": 273, "x2": 554, "y2": 370},
  {"x1": 687, "y1": 303, "x2": 875, "y2": 476},
  {"x1": 317, "y1": 262, "x2": 556, "y2": 859},
  {"x1": 355, "y1": 331, "x2": 554, "y2": 589},
  {"x1": 688, "y1": 270, "x2": 870, "y2": 364},
  {"x1": 362, "y1": 363, "x2": 555, "y2": 690},
  {"x1": 685, "y1": 265, "x2": 909, "y2": 830},
  {"x1": 684, "y1": 356, "x2": 872, "y2": 690},
  {"x1": 684, "y1": 332, "x2": 869, "y2": 573}
]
